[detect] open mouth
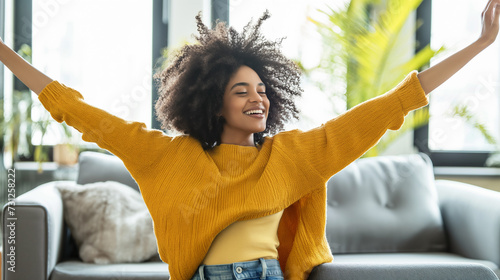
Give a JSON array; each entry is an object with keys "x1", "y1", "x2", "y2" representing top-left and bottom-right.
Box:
[{"x1": 244, "y1": 109, "x2": 265, "y2": 118}]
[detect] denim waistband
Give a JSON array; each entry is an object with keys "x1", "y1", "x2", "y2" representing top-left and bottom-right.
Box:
[{"x1": 191, "y1": 258, "x2": 283, "y2": 280}]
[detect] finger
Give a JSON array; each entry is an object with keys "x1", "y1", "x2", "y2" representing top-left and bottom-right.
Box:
[
  {"x1": 485, "y1": 0, "x2": 495, "y2": 22},
  {"x1": 490, "y1": 1, "x2": 500, "y2": 25},
  {"x1": 484, "y1": 0, "x2": 498, "y2": 24},
  {"x1": 494, "y1": 4, "x2": 500, "y2": 27},
  {"x1": 483, "y1": 0, "x2": 493, "y2": 16},
  {"x1": 481, "y1": 0, "x2": 492, "y2": 15}
]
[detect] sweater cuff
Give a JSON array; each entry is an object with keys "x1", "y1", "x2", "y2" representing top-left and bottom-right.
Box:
[
  {"x1": 392, "y1": 70, "x2": 429, "y2": 114},
  {"x1": 38, "y1": 80, "x2": 85, "y2": 123}
]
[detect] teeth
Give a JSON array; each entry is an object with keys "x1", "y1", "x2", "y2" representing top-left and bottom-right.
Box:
[{"x1": 244, "y1": 109, "x2": 264, "y2": 115}]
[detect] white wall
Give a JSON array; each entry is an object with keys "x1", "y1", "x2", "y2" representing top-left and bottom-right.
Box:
[{"x1": 168, "y1": 0, "x2": 211, "y2": 48}]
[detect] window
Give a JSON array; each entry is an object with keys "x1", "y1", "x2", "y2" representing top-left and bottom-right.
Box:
[
  {"x1": 30, "y1": 0, "x2": 153, "y2": 146},
  {"x1": 415, "y1": 0, "x2": 499, "y2": 167}
]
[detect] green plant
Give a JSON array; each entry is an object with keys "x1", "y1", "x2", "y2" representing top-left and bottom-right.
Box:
[
  {"x1": 1, "y1": 89, "x2": 33, "y2": 163},
  {"x1": 450, "y1": 105, "x2": 500, "y2": 167},
  {"x1": 303, "y1": 0, "x2": 444, "y2": 157}
]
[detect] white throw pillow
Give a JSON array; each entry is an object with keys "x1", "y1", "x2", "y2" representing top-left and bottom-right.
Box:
[{"x1": 55, "y1": 181, "x2": 159, "y2": 264}]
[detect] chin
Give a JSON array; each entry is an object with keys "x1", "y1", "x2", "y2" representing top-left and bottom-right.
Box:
[
  {"x1": 255, "y1": 127, "x2": 266, "y2": 134},
  {"x1": 253, "y1": 124, "x2": 267, "y2": 133}
]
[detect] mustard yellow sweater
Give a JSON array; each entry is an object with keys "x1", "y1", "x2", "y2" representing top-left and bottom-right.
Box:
[{"x1": 38, "y1": 71, "x2": 428, "y2": 280}]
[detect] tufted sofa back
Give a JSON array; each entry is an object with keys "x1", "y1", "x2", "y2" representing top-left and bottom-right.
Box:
[
  {"x1": 76, "y1": 151, "x2": 140, "y2": 191},
  {"x1": 325, "y1": 152, "x2": 447, "y2": 254}
]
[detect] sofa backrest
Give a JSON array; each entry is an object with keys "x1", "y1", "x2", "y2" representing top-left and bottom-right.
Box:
[
  {"x1": 76, "y1": 151, "x2": 140, "y2": 192},
  {"x1": 325, "y1": 152, "x2": 447, "y2": 254},
  {"x1": 61, "y1": 151, "x2": 141, "y2": 261}
]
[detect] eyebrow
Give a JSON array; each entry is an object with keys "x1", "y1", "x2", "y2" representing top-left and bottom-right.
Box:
[{"x1": 230, "y1": 82, "x2": 266, "y2": 90}]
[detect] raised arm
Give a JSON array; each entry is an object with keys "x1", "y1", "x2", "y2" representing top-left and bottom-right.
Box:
[
  {"x1": 279, "y1": 1, "x2": 500, "y2": 182},
  {"x1": 0, "y1": 37, "x2": 53, "y2": 94},
  {"x1": 417, "y1": 0, "x2": 500, "y2": 95},
  {"x1": 0, "y1": 36, "x2": 175, "y2": 182}
]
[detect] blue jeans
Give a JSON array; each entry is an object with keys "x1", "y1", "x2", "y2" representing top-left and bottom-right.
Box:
[{"x1": 190, "y1": 258, "x2": 284, "y2": 280}]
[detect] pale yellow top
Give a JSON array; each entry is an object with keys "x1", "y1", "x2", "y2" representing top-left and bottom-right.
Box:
[{"x1": 202, "y1": 210, "x2": 285, "y2": 265}]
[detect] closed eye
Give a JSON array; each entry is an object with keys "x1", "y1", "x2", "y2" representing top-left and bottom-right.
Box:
[{"x1": 235, "y1": 91, "x2": 267, "y2": 95}]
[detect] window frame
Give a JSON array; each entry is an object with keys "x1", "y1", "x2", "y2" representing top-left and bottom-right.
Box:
[
  {"x1": 13, "y1": 0, "x2": 31, "y2": 93},
  {"x1": 414, "y1": 0, "x2": 493, "y2": 167},
  {"x1": 211, "y1": 0, "x2": 229, "y2": 27},
  {"x1": 152, "y1": 0, "x2": 169, "y2": 129}
]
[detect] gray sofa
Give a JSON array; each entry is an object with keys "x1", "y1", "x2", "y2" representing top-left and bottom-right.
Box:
[{"x1": 2, "y1": 151, "x2": 500, "y2": 280}]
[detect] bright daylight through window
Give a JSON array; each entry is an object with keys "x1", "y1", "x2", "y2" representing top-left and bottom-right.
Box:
[
  {"x1": 429, "y1": 0, "x2": 500, "y2": 152},
  {"x1": 31, "y1": 0, "x2": 153, "y2": 146}
]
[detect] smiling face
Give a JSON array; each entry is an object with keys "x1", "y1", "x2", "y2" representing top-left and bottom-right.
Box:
[{"x1": 219, "y1": 65, "x2": 270, "y2": 146}]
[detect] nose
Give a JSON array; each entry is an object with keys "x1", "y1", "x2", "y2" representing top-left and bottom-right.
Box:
[{"x1": 248, "y1": 89, "x2": 263, "y2": 103}]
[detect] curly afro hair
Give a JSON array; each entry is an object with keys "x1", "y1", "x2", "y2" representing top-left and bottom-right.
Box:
[{"x1": 154, "y1": 10, "x2": 303, "y2": 150}]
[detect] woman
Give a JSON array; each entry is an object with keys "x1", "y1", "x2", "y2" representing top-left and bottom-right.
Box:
[{"x1": 1, "y1": 1, "x2": 499, "y2": 280}]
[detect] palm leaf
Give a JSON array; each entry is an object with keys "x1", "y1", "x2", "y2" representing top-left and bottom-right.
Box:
[
  {"x1": 450, "y1": 104, "x2": 498, "y2": 146},
  {"x1": 307, "y1": 0, "x2": 442, "y2": 157}
]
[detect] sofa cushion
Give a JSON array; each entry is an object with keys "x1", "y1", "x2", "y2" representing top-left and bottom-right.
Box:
[
  {"x1": 50, "y1": 261, "x2": 169, "y2": 280},
  {"x1": 62, "y1": 151, "x2": 143, "y2": 261},
  {"x1": 309, "y1": 262, "x2": 498, "y2": 280},
  {"x1": 325, "y1": 153, "x2": 447, "y2": 254},
  {"x1": 333, "y1": 252, "x2": 499, "y2": 275},
  {"x1": 55, "y1": 181, "x2": 158, "y2": 264}
]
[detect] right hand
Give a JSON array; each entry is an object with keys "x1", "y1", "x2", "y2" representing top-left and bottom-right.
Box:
[{"x1": 478, "y1": 0, "x2": 500, "y2": 47}]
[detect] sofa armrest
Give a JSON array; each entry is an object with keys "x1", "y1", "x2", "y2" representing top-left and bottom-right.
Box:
[
  {"x1": 2, "y1": 181, "x2": 73, "y2": 280},
  {"x1": 309, "y1": 262, "x2": 498, "y2": 280},
  {"x1": 435, "y1": 179, "x2": 500, "y2": 266}
]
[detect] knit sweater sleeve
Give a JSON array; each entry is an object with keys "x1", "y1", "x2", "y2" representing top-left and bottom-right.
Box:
[
  {"x1": 38, "y1": 81, "x2": 173, "y2": 174},
  {"x1": 274, "y1": 70, "x2": 429, "y2": 182}
]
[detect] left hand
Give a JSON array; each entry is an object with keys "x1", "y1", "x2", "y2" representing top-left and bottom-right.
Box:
[{"x1": 478, "y1": 0, "x2": 500, "y2": 46}]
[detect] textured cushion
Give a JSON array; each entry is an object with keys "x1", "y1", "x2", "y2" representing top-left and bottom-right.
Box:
[
  {"x1": 55, "y1": 181, "x2": 158, "y2": 264},
  {"x1": 77, "y1": 151, "x2": 139, "y2": 192},
  {"x1": 325, "y1": 153, "x2": 447, "y2": 254}
]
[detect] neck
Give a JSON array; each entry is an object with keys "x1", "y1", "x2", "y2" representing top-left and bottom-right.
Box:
[{"x1": 220, "y1": 130, "x2": 255, "y2": 147}]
